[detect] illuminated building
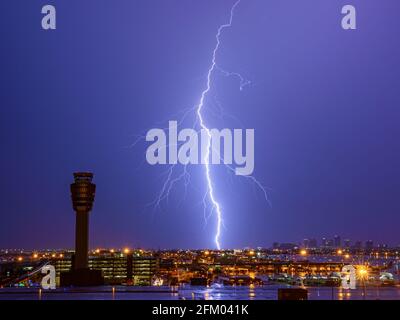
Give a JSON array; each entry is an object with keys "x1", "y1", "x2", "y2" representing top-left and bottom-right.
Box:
[
  {"x1": 132, "y1": 256, "x2": 158, "y2": 285},
  {"x1": 354, "y1": 241, "x2": 362, "y2": 250},
  {"x1": 365, "y1": 240, "x2": 374, "y2": 252},
  {"x1": 53, "y1": 253, "x2": 158, "y2": 285},
  {"x1": 334, "y1": 235, "x2": 341, "y2": 248}
]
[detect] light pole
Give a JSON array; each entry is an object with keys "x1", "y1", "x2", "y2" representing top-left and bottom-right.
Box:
[{"x1": 358, "y1": 268, "x2": 368, "y2": 300}]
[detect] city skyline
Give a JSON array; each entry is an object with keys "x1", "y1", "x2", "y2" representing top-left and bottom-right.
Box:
[{"x1": 0, "y1": 235, "x2": 397, "y2": 251}]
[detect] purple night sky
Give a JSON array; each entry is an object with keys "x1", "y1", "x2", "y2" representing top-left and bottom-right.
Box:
[{"x1": 1, "y1": 0, "x2": 399, "y2": 249}]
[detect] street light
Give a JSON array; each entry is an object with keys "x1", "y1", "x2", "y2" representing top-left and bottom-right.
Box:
[
  {"x1": 358, "y1": 268, "x2": 368, "y2": 300},
  {"x1": 359, "y1": 269, "x2": 368, "y2": 277}
]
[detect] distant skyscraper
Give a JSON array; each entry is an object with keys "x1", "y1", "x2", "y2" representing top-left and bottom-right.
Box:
[
  {"x1": 354, "y1": 241, "x2": 362, "y2": 250},
  {"x1": 344, "y1": 239, "x2": 351, "y2": 248},
  {"x1": 365, "y1": 240, "x2": 374, "y2": 251},
  {"x1": 303, "y1": 239, "x2": 310, "y2": 248},
  {"x1": 309, "y1": 239, "x2": 318, "y2": 248},
  {"x1": 334, "y1": 235, "x2": 341, "y2": 248}
]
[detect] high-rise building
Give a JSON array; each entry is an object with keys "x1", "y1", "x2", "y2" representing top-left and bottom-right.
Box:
[
  {"x1": 321, "y1": 238, "x2": 333, "y2": 248},
  {"x1": 272, "y1": 242, "x2": 280, "y2": 250},
  {"x1": 344, "y1": 239, "x2": 351, "y2": 248},
  {"x1": 309, "y1": 239, "x2": 318, "y2": 248},
  {"x1": 365, "y1": 240, "x2": 374, "y2": 251},
  {"x1": 303, "y1": 239, "x2": 310, "y2": 248},
  {"x1": 354, "y1": 241, "x2": 362, "y2": 250},
  {"x1": 334, "y1": 235, "x2": 341, "y2": 248}
]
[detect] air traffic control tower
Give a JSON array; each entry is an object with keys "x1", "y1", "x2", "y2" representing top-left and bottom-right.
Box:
[
  {"x1": 60, "y1": 172, "x2": 103, "y2": 286},
  {"x1": 71, "y1": 172, "x2": 95, "y2": 270}
]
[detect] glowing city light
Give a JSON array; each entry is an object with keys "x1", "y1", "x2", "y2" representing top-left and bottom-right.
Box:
[{"x1": 358, "y1": 268, "x2": 368, "y2": 278}]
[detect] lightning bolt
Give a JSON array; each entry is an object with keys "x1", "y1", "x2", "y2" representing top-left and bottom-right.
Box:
[
  {"x1": 130, "y1": 0, "x2": 270, "y2": 250},
  {"x1": 196, "y1": 0, "x2": 243, "y2": 250}
]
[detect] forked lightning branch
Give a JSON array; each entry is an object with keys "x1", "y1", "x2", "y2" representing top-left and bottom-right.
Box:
[{"x1": 141, "y1": 0, "x2": 270, "y2": 250}]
